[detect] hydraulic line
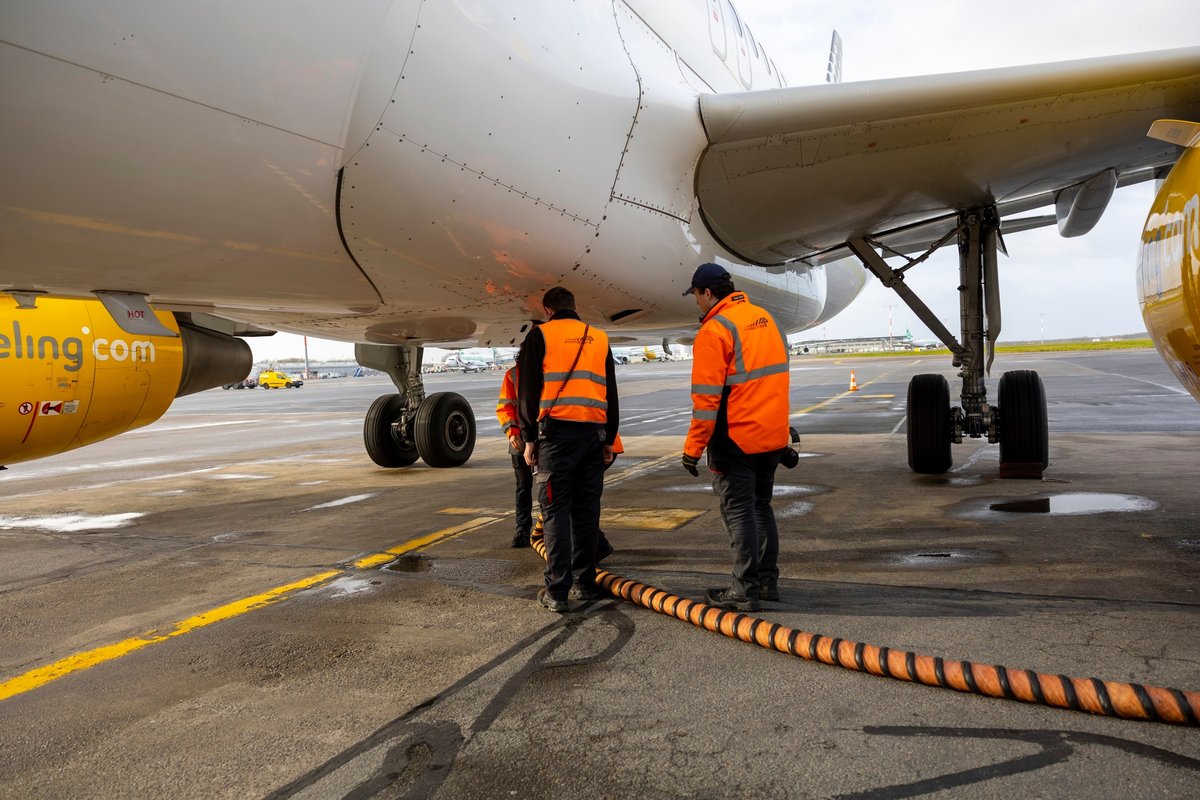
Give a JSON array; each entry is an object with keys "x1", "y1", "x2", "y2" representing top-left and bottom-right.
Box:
[{"x1": 530, "y1": 532, "x2": 1200, "y2": 726}]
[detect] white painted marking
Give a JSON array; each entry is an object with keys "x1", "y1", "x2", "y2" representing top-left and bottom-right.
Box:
[
  {"x1": 210, "y1": 473, "x2": 272, "y2": 480},
  {"x1": 298, "y1": 480, "x2": 329, "y2": 486},
  {"x1": 313, "y1": 576, "x2": 376, "y2": 598},
  {"x1": 305, "y1": 493, "x2": 377, "y2": 511},
  {"x1": 1107, "y1": 372, "x2": 1190, "y2": 395},
  {"x1": 0, "y1": 513, "x2": 144, "y2": 532},
  {"x1": 147, "y1": 419, "x2": 258, "y2": 433}
]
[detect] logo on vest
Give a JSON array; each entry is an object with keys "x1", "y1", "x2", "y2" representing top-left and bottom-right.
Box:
[
  {"x1": 565, "y1": 335, "x2": 595, "y2": 344},
  {"x1": 747, "y1": 317, "x2": 770, "y2": 330}
]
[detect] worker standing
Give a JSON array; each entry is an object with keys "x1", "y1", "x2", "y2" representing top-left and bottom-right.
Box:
[
  {"x1": 518, "y1": 287, "x2": 619, "y2": 612},
  {"x1": 496, "y1": 354, "x2": 533, "y2": 548},
  {"x1": 681, "y1": 263, "x2": 790, "y2": 612}
]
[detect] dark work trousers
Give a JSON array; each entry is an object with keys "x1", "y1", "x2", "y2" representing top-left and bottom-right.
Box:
[
  {"x1": 536, "y1": 420, "x2": 606, "y2": 600},
  {"x1": 709, "y1": 444, "x2": 782, "y2": 599},
  {"x1": 511, "y1": 453, "x2": 533, "y2": 537}
]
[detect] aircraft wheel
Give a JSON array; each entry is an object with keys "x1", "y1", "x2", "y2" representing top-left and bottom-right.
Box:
[
  {"x1": 907, "y1": 373, "x2": 952, "y2": 474},
  {"x1": 998, "y1": 370, "x2": 1048, "y2": 478},
  {"x1": 415, "y1": 392, "x2": 476, "y2": 468},
  {"x1": 364, "y1": 393, "x2": 420, "y2": 468}
]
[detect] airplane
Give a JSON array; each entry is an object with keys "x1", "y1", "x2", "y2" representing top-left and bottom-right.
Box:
[
  {"x1": 2, "y1": 1, "x2": 1199, "y2": 476},
  {"x1": 442, "y1": 352, "x2": 491, "y2": 374},
  {"x1": 1138, "y1": 119, "x2": 1200, "y2": 404}
]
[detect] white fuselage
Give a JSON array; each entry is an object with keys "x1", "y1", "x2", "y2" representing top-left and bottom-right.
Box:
[{"x1": 0, "y1": 0, "x2": 866, "y2": 347}]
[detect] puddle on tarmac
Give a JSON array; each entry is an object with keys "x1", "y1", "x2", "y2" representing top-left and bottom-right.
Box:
[
  {"x1": 952, "y1": 492, "x2": 1159, "y2": 520},
  {"x1": 988, "y1": 493, "x2": 1158, "y2": 515},
  {"x1": 387, "y1": 555, "x2": 431, "y2": 573},
  {"x1": 883, "y1": 548, "x2": 1000, "y2": 568}
]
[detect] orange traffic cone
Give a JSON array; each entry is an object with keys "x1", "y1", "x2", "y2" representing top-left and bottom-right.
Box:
[{"x1": 848, "y1": 370, "x2": 859, "y2": 391}]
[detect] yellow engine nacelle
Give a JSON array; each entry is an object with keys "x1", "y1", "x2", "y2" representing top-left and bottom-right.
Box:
[{"x1": 1, "y1": 296, "x2": 251, "y2": 466}]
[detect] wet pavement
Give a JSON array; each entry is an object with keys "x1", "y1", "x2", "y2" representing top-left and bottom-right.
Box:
[{"x1": 0, "y1": 349, "x2": 1198, "y2": 798}]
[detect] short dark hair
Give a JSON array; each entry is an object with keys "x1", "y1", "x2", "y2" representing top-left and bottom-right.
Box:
[
  {"x1": 543, "y1": 286, "x2": 576, "y2": 312},
  {"x1": 709, "y1": 280, "x2": 736, "y2": 299}
]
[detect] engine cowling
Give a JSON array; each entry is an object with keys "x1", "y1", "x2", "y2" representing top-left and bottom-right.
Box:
[{"x1": 0, "y1": 296, "x2": 251, "y2": 466}]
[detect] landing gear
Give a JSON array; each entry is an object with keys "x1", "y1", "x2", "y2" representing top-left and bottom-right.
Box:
[
  {"x1": 907, "y1": 374, "x2": 952, "y2": 474},
  {"x1": 363, "y1": 393, "x2": 420, "y2": 467},
  {"x1": 849, "y1": 207, "x2": 1049, "y2": 478},
  {"x1": 997, "y1": 370, "x2": 1048, "y2": 478},
  {"x1": 356, "y1": 344, "x2": 477, "y2": 468}
]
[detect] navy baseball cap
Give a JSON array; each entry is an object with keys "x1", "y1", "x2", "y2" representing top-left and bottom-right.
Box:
[{"x1": 682, "y1": 263, "x2": 730, "y2": 295}]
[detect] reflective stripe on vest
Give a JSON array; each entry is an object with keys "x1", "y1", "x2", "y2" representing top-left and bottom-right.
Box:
[{"x1": 538, "y1": 318, "x2": 610, "y2": 423}]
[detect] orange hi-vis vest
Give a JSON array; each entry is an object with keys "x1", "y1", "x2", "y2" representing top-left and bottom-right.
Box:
[
  {"x1": 496, "y1": 366, "x2": 519, "y2": 435},
  {"x1": 538, "y1": 317, "x2": 610, "y2": 424},
  {"x1": 685, "y1": 292, "x2": 790, "y2": 457}
]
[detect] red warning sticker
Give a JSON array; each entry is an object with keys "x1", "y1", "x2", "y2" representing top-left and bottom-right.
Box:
[{"x1": 39, "y1": 401, "x2": 64, "y2": 416}]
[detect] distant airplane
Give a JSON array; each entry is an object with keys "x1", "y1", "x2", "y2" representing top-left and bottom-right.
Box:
[
  {"x1": 442, "y1": 353, "x2": 490, "y2": 373},
  {"x1": 2, "y1": 1, "x2": 1198, "y2": 477}
]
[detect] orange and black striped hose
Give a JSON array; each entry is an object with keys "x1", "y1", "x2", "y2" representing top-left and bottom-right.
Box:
[{"x1": 530, "y1": 531, "x2": 1199, "y2": 726}]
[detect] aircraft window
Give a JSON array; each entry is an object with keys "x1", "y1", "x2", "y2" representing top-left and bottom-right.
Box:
[{"x1": 726, "y1": 1, "x2": 743, "y2": 36}]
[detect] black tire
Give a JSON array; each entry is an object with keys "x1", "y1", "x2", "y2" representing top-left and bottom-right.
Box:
[
  {"x1": 998, "y1": 370, "x2": 1048, "y2": 477},
  {"x1": 414, "y1": 392, "x2": 476, "y2": 468},
  {"x1": 364, "y1": 393, "x2": 420, "y2": 468},
  {"x1": 907, "y1": 373, "x2": 952, "y2": 474}
]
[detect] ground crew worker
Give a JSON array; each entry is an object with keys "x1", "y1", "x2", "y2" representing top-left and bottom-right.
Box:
[
  {"x1": 518, "y1": 287, "x2": 619, "y2": 612},
  {"x1": 529, "y1": 432, "x2": 623, "y2": 560},
  {"x1": 680, "y1": 263, "x2": 790, "y2": 612},
  {"x1": 496, "y1": 355, "x2": 533, "y2": 548}
]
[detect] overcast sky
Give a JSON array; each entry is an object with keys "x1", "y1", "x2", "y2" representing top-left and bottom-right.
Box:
[{"x1": 251, "y1": 1, "x2": 1199, "y2": 362}]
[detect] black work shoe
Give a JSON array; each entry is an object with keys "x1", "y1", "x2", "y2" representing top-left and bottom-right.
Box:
[
  {"x1": 760, "y1": 582, "x2": 780, "y2": 602},
  {"x1": 596, "y1": 537, "x2": 614, "y2": 562},
  {"x1": 705, "y1": 587, "x2": 760, "y2": 612},
  {"x1": 568, "y1": 583, "x2": 602, "y2": 601},
  {"x1": 537, "y1": 588, "x2": 568, "y2": 613},
  {"x1": 511, "y1": 530, "x2": 530, "y2": 548}
]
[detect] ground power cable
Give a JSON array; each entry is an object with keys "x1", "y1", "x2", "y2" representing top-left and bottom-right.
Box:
[{"x1": 530, "y1": 532, "x2": 1200, "y2": 726}]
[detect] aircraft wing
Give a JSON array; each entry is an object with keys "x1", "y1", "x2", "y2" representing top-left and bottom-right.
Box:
[{"x1": 696, "y1": 47, "x2": 1200, "y2": 266}]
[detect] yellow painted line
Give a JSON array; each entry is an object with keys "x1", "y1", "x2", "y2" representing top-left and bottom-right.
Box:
[
  {"x1": 790, "y1": 374, "x2": 890, "y2": 418},
  {"x1": 0, "y1": 569, "x2": 341, "y2": 702},
  {"x1": 1, "y1": 518, "x2": 503, "y2": 703},
  {"x1": 352, "y1": 517, "x2": 499, "y2": 568},
  {"x1": 606, "y1": 452, "x2": 679, "y2": 486},
  {"x1": 437, "y1": 507, "x2": 505, "y2": 516}
]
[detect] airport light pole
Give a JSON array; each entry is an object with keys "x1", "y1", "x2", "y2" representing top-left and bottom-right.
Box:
[
  {"x1": 303, "y1": 336, "x2": 310, "y2": 379},
  {"x1": 884, "y1": 304, "x2": 896, "y2": 350}
]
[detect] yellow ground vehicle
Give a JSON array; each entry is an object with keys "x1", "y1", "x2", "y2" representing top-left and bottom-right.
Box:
[{"x1": 257, "y1": 370, "x2": 302, "y2": 389}]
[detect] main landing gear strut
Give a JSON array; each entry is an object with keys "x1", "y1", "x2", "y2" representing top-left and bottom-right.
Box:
[
  {"x1": 356, "y1": 343, "x2": 476, "y2": 468},
  {"x1": 847, "y1": 207, "x2": 1048, "y2": 478}
]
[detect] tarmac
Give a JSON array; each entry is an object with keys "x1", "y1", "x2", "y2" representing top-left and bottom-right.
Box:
[{"x1": 0, "y1": 349, "x2": 1198, "y2": 798}]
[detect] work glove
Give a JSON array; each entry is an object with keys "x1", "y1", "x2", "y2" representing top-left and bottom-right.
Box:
[{"x1": 681, "y1": 452, "x2": 700, "y2": 477}]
